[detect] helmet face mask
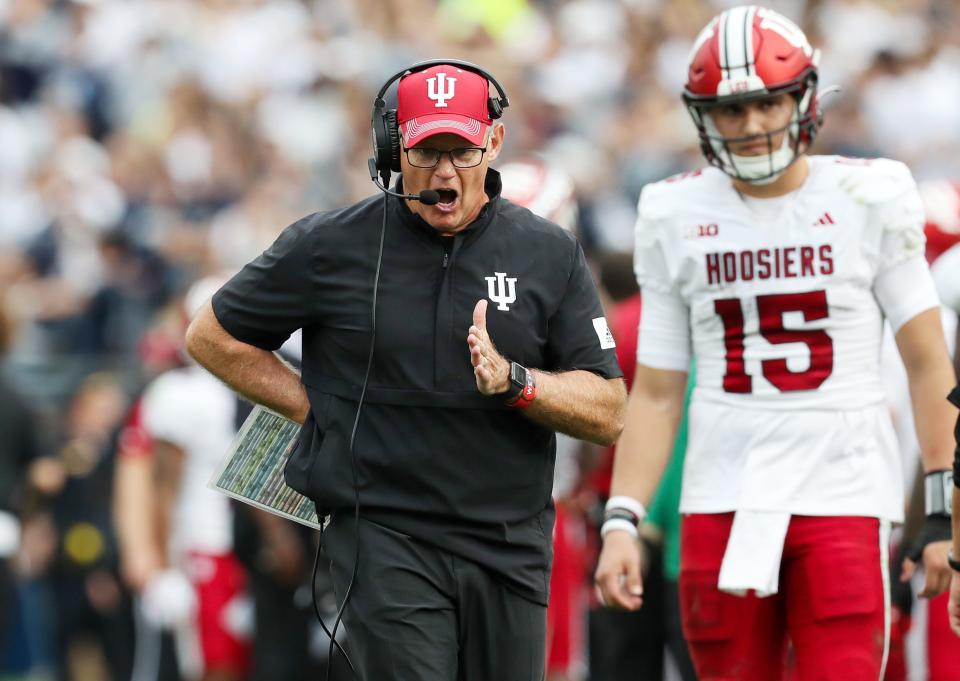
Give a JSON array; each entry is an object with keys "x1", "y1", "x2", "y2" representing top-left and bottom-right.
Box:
[{"x1": 683, "y1": 6, "x2": 823, "y2": 185}]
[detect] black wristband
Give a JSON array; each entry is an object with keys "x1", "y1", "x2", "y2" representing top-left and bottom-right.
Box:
[
  {"x1": 604, "y1": 509, "x2": 640, "y2": 527},
  {"x1": 949, "y1": 551, "x2": 960, "y2": 573},
  {"x1": 925, "y1": 470, "x2": 953, "y2": 516},
  {"x1": 907, "y1": 514, "x2": 952, "y2": 562}
]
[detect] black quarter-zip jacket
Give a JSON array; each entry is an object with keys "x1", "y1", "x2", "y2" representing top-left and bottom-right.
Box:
[{"x1": 212, "y1": 170, "x2": 621, "y2": 603}]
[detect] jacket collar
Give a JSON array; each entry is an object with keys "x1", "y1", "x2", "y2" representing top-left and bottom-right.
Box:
[{"x1": 392, "y1": 169, "x2": 502, "y2": 242}]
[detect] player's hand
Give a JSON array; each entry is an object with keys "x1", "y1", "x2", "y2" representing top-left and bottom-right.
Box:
[
  {"x1": 901, "y1": 539, "x2": 952, "y2": 599},
  {"x1": 594, "y1": 529, "x2": 644, "y2": 610},
  {"x1": 468, "y1": 299, "x2": 510, "y2": 395}
]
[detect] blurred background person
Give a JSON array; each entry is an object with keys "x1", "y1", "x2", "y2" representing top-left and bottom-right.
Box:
[
  {"x1": 0, "y1": 297, "x2": 43, "y2": 673},
  {"x1": 138, "y1": 277, "x2": 251, "y2": 681}
]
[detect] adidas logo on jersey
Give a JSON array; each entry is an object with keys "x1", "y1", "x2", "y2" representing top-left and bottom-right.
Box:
[{"x1": 812, "y1": 212, "x2": 835, "y2": 227}]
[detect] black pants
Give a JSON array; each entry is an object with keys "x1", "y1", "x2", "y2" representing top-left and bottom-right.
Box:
[{"x1": 323, "y1": 514, "x2": 546, "y2": 681}]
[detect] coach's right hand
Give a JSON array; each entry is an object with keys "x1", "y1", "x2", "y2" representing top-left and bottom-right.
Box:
[{"x1": 594, "y1": 529, "x2": 644, "y2": 610}]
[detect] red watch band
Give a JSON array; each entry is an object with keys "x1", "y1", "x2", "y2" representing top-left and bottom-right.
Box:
[{"x1": 508, "y1": 372, "x2": 536, "y2": 410}]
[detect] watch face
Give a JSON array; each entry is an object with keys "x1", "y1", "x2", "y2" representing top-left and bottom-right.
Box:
[{"x1": 510, "y1": 362, "x2": 527, "y2": 387}]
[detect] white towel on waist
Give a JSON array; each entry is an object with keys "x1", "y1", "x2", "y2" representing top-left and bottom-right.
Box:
[{"x1": 717, "y1": 510, "x2": 791, "y2": 597}]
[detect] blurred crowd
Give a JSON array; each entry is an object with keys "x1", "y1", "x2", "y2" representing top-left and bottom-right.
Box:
[{"x1": 2, "y1": 0, "x2": 960, "y2": 680}]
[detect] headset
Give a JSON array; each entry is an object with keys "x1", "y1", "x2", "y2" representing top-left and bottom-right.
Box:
[{"x1": 369, "y1": 58, "x2": 510, "y2": 187}]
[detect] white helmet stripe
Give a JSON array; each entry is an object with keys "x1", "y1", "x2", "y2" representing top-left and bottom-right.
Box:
[
  {"x1": 720, "y1": 5, "x2": 758, "y2": 81},
  {"x1": 719, "y1": 9, "x2": 729, "y2": 79}
]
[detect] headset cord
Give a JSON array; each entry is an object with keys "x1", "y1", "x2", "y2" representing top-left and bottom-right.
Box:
[
  {"x1": 317, "y1": 190, "x2": 389, "y2": 681},
  {"x1": 311, "y1": 526, "x2": 354, "y2": 674}
]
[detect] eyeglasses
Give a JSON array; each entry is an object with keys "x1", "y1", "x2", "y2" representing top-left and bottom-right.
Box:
[{"x1": 402, "y1": 146, "x2": 486, "y2": 169}]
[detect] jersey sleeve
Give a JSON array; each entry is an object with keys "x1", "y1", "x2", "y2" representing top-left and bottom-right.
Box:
[
  {"x1": 212, "y1": 214, "x2": 319, "y2": 351},
  {"x1": 544, "y1": 241, "x2": 623, "y2": 379},
  {"x1": 871, "y1": 164, "x2": 940, "y2": 331},
  {"x1": 141, "y1": 375, "x2": 193, "y2": 449},
  {"x1": 633, "y1": 186, "x2": 692, "y2": 370},
  {"x1": 932, "y1": 244, "x2": 960, "y2": 315},
  {"x1": 632, "y1": 185, "x2": 676, "y2": 296}
]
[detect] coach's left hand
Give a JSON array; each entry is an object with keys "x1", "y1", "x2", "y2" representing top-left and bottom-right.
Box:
[
  {"x1": 901, "y1": 539, "x2": 952, "y2": 599},
  {"x1": 468, "y1": 299, "x2": 511, "y2": 395}
]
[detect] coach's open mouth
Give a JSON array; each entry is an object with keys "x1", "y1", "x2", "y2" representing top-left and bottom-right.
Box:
[
  {"x1": 435, "y1": 188, "x2": 457, "y2": 203},
  {"x1": 434, "y1": 188, "x2": 459, "y2": 212}
]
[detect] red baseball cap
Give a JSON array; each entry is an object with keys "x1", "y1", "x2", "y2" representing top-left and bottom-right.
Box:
[{"x1": 397, "y1": 64, "x2": 492, "y2": 148}]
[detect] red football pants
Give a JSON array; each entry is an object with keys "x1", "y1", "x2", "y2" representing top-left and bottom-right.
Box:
[
  {"x1": 546, "y1": 503, "x2": 587, "y2": 676},
  {"x1": 927, "y1": 589, "x2": 960, "y2": 681},
  {"x1": 679, "y1": 513, "x2": 889, "y2": 681}
]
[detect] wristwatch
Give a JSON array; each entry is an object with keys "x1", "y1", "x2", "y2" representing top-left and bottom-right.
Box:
[{"x1": 506, "y1": 362, "x2": 536, "y2": 409}]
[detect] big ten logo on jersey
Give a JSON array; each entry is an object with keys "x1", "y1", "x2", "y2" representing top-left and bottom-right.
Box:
[{"x1": 685, "y1": 223, "x2": 719, "y2": 239}]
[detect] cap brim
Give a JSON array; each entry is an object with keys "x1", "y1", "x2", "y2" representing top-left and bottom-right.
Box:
[{"x1": 401, "y1": 114, "x2": 488, "y2": 147}]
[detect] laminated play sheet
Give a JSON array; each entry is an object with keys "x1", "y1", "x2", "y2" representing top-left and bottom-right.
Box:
[{"x1": 209, "y1": 405, "x2": 322, "y2": 530}]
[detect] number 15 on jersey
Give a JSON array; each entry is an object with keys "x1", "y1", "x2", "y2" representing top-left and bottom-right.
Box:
[{"x1": 714, "y1": 290, "x2": 834, "y2": 394}]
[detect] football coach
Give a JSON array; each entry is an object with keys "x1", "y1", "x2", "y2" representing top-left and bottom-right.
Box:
[{"x1": 186, "y1": 60, "x2": 626, "y2": 680}]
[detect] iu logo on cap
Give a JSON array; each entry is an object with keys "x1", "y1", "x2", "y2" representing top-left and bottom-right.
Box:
[{"x1": 427, "y1": 73, "x2": 456, "y2": 108}]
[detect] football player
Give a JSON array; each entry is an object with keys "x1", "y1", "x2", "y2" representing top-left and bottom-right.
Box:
[{"x1": 595, "y1": 5, "x2": 957, "y2": 679}]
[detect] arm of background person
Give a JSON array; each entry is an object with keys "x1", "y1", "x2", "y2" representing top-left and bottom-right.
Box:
[
  {"x1": 186, "y1": 301, "x2": 309, "y2": 425},
  {"x1": 593, "y1": 363, "x2": 688, "y2": 610},
  {"x1": 113, "y1": 456, "x2": 163, "y2": 592},
  {"x1": 153, "y1": 439, "x2": 185, "y2": 556},
  {"x1": 897, "y1": 307, "x2": 957, "y2": 598}
]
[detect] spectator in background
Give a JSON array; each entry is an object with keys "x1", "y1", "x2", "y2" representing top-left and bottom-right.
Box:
[
  {"x1": 47, "y1": 372, "x2": 135, "y2": 681},
  {"x1": 0, "y1": 298, "x2": 41, "y2": 666}
]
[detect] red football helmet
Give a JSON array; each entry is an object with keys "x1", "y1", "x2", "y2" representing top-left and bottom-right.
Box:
[
  {"x1": 499, "y1": 160, "x2": 578, "y2": 233},
  {"x1": 683, "y1": 5, "x2": 822, "y2": 184},
  {"x1": 919, "y1": 179, "x2": 960, "y2": 263}
]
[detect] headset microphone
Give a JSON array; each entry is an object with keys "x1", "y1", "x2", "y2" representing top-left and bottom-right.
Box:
[{"x1": 368, "y1": 158, "x2": 440, "y2": 205}]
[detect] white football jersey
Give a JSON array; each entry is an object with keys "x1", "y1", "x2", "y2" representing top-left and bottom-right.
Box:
[
  {"x1": 142, "y1": 365, "x2": 238, "y2": 556},
  {"x1": 634, "y1": 156, "x2": 941, "y2": 521}
]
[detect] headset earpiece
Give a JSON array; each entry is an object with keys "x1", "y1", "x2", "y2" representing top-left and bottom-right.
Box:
[
  {"x1": 371, "y1": 101, "x2": 402, "y2": 179},
  {"x1": 488, "y1": 97, "x2": 503, "y2": 121},
  {"x1": 384, "y1": 109, "x2": 401, "y2": 172}
]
